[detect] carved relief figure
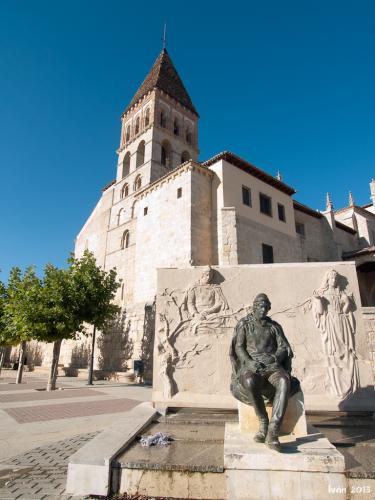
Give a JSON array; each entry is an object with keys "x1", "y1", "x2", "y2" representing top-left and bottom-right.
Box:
[
  {"x1": 230, "y1": 293, "x2": 300, "y2": 451},
  {"x1": 157, "y1": 267, "x2": 249, "y2": 399},
  {"x1": 183, "y1": 266, "x2": 229, "y2": 335},
  {"x1": 312, "y1": 269, "x2": 359, "y2": 398}
]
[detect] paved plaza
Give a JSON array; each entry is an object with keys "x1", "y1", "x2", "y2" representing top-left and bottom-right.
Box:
[{"x1": 0, "y1": 369, "x2": 152, "y2": 499}]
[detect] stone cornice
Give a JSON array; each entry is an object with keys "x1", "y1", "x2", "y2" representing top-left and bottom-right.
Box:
[{"x1": 135, "y1": 161, "x2": 214, "y2": 200}]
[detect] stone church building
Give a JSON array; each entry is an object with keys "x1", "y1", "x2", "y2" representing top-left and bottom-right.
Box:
[{"x1": 21, "y1": 49, "x2": 375, "y2": 375}]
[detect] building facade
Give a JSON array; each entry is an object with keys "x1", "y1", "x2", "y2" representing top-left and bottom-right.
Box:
[{"x1": 16, "y1": 49, "x2": 375, "y2": 375}]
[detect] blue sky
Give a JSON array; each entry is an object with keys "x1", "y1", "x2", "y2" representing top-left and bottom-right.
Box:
[{"x1": 0, "y1": 0, "x2": 374, "y2": 279}]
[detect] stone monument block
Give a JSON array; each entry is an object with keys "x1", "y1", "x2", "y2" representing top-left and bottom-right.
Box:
[
  {"x1": 238, "y1": 391, "x2": 307, "y2": 437},
  {"x1": 153, "y1": 262, "x2": 374, "y2": 411}
]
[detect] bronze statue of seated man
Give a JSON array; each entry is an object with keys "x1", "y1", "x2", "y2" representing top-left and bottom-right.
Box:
[{"x1": 230, "y1": 293, "x2": 300, "y2": 451}]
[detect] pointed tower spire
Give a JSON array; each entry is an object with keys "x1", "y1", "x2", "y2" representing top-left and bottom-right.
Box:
[
  {"x1": 162, "y1": 23, "x2": 167, "y2": 50},
  {"x1": 348, "y1": 191, "x2": 355, "y2": 207},
  {"x1": 326, "y1": 192, "x2": 333, "y2": 211},
  {"x1": 124, "y1": 50, "x2": 198, "y2": 116},
  {"x1": 276, "y1": 170, "x2": 282, "y2": 181}
]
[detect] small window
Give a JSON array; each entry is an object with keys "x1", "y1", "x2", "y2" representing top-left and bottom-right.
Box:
[
  {"x1": 174, "y1": 118, "x2": 180, "y2": 136},
  {"x1": 121, "y1": 183, "x2": 129, "y2": 199},
  {"x1": 122, "y1": 152, "x2": 130, "y2": 178},
  {"x1": 135, "y1": 116, "x2": 140, "y2": 135},
  {"x1": 160, "y1": 110, "x2": 167, "y2": 128},
  {"x1": 262, "y1": 243, "x2": 274, "y2": 263},
  {"x1": 186, "y1": 128, "x2": 192, "y2": 144},
  {"x1": 144, "y1": 108, "x2": 150, "y2": 127},
  {"x1": 278, "y1": 203, "x2": 286, "y2": 222},
  {"x1": 177, "y1": 187, "x2": 182, "y2": 198},
  {"x1": 242, "y1": 186, "x2": 251, "y2": 207},
  {"x1": 181, "y1": 151, "x2": 190, "y2": 164},
  {"x1": 134, "y1": 175, "x2": 142, "y2": 191},
  {"x1": 144, "y1": 207, "x2": 148, "y2": 216},
  {"x1": 260, "y1": 193, "x2": 272, "y2": 216},
  {"x1": 125, "y1": 126, "x2": 131, "y2": 142},
  {"x1": 296, "y1": 222, "x2": 305, "y2": 236},
  {"x1": 121, "y1": 230, "x2": 130, "y2": 249}
]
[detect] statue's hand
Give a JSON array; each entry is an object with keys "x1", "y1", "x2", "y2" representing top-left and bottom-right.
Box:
[
  {"x1": 246, "y1": 360, "x2": 262, "y2": 373},
  {"x1": 256, "y1": 353, "x2": 276, "y2": 365}
]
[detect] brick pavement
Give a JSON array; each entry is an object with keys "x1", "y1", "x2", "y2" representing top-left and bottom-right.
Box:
[
  {"x1": 0, "y1": 432, "x2": 98, "y2": 500},
  {"x1": 0, "y1": 388, "x2": 104, "y2": 403},
  {"x1": 5, "y1": 397, "x2": 142, "y2": 423}
]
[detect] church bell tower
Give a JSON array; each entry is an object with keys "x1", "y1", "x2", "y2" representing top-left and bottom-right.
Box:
[{"x1": 116, "y1": 49, "x2": 199, "y2": 191}]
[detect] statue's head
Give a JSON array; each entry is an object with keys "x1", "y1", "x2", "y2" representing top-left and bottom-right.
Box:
[
  {"x1": 199, "y1": 266, "x2": 213, "y2": 285},
  {"x1": 325, "y1": 269, "x2": 338, "y2": 288},
  {"x1": 253, "y1": 293, "x2": 271, "y2": 319}
]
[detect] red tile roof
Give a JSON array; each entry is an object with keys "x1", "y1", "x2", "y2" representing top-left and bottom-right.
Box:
[
  {"x1": 123, "y1": 49, "x2": 198, "y2": 116},
  {"x1": 202, "y1": 151, "x2": 296, "y2": 196}
]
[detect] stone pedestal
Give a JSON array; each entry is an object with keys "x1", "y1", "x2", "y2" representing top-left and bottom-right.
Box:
[
  {"x1": 238, "y1": 391, "x2": 307, "y2": 437},
  {"x1": 224, "y1": 423, "x2": 346, "y2": 500}
]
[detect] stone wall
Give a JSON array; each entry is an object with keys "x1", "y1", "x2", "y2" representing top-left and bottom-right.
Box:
[
  {"x1": 362, "y1": 307, "x2": 375, "y2": 382},
  {"x1": 153, "y1": 263, "x2": 375, "y2": 412}
]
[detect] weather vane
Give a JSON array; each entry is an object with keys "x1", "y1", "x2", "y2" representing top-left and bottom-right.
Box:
[{"x1": 162, "y1": 22, "x2": 167, "y2": 50}]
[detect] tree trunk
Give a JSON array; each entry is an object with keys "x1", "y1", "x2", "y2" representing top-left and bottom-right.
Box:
[
  {"x1": 87, "y1": 325, "x2": 96, "y2": 386},
  {"x1": 16, "y1": 341, "x2": 27, "y2": 384},
  {"x1": 0, "y1": 347, "x2": 5, "y2": 376},
  {"x1": 47, "y1": 339, "x2": 62, "y2": 391}
]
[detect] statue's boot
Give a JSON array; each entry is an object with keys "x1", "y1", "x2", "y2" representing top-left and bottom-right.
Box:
[
  {"x1": 254, "y1": 419, "x2": 269, "y2": 443},
  {"x1": 265, "y1": 423, "x2": 281, "y2": 452}
]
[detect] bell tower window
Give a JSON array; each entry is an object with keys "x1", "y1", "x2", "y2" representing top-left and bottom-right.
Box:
[
  {"x1": 121, "y1": 183, "x2": 129, "y2": 199},
  {"x1": 181, "y1": 151, "x2": 190, "y2": 164},
  {"x1": 135, "y1": 116, "x2": 140, "y2": 135},
  {"x1": 185, "y1": 127, "x2": 192, "y2": 144},
  {"x1": 161, "y1": 140, "x2": 171, "y2": 168},
  {"x1": 136, "y1": 141, "x2": 145, "y2": 168},
  {"x1": 145, "y1": 108, "x2": 150, "y2": 127},
  {"x1": 125, "y1": 126, "x2": 131, "y2": 142},
  {"x1": 122, "y1": 152, "x2": 130, "y2": 178},
  {"x1": 174, "y1": 118, "x2": 180, "y2": 136},
  {"x1": 160, "y1": 110, "x2": 167, "y2": 128},
  {"x1": 134, "y1": 174, "x2": 142, "y2": 191}
]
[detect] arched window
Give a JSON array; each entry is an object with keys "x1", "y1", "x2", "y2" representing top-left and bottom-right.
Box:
[
  {"x1": 134, "y1": 174, "x2": 142, "y2": 191},
  {"x1": 121, "y1": 183, "x2": 129, "y2": 199},
  {"x1": 160, "y1": 110, "x2": 167, "y2": 128},
  {"x1": 173, "y1": 118, "x2": 180, "y2": 136},
  {"x1": 135, "y1": 116, "x2": 140, "y2": 135},
  {"x1": 116, "y1": 208, "x2": 124, "y2": 226},
  {"x1": 136, "y1": 141, "x2": 145, "y2": 168},
  {"x1": 121, "y1": 230, "x2": 130, "y2": 249},
  {"x1": 186, "y1": 127, "x2": 192, "y2": 144},
  {"x1": 126, "y1": 126, "x2": 131, "y2": 142},
  {"x1": 161, "y1": 140, "x2": 171, "y2": 168},
  {"x1": 122, "y1": 152, "x2": 130, "y2": 178},
  {"x1": 144, "y1": 108, "x2": 150, "y2": 127},
  {"x1": 181, "y1": 151, "x2": 190, "y2": 164}
]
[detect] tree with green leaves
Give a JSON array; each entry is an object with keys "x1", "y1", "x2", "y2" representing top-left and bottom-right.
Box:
[
  {"x1": 4, "y1": 267, "x2": 42, "y2": 383},
  {"x1": 69, "y1": 250, "x2": 121, "y2": 385},
  {"x1": 33, "y1": 264, "x2": 85, "y2": 391}
]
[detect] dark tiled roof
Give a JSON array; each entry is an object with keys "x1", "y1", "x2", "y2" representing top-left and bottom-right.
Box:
[
  {"x1": 293, "y1": 200, "x2": 323, "y2": 219},
  {"x1": 343, "y1": 245, "x2": 375, "y2": 259},
  {"x1": 123, "y1": 49, "x2": 198, "y2": 116},
  {"x1": 335, "y1": 221, "x2": 356, "y2": 234},
  {"x1": 102, "y1": 180, "x2": 115, "y2": 192},
  {"x1": 202, "y1": 151, "x2": 296, "y2": 196}
]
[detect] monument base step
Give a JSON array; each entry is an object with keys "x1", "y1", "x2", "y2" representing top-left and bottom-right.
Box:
[
  {"x1": 224, "y1": 422, "x2": 346, "y2": 500},
  {"x1": 114, "y1": 409, "x2": 233, "y2": 499}
]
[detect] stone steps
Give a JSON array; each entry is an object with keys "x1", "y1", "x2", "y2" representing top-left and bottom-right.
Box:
[{"x1": 114, "y1": 409, "x2": 230, "y2": 499}]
